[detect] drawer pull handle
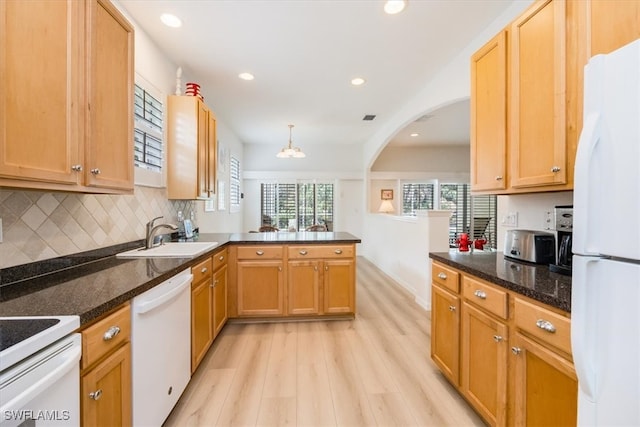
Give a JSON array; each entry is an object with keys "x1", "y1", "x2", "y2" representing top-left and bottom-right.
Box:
[
  {"x1": 256, "y1": 250, "x2": 264, "y2": 256},
  {"x1": 495, "y1": 175, "x2": 503, "y2": 181},
  {"x1": 219, "y1": 255, "x2": 224, "y2": 261},
  {"x1": 103, "y1": 326, "x2": 120, "y2": 341},
  {"x1": 536, "y1": 319, "x2": 556, "y2": 333},
  {"x1": 299, "y1": 250, "x2": 308, "y2": 255},
  {"x1": 89, "y1": 389, "x2": 103, "y2": 400},
  {"x1": 493, "y1": 335, "x2": 503, "y2": 343},
  {"x1": 474, "y1": 290, "x2": 487, "y2": 300},
  {"x1": 90, "y1": 168, "x2": 101, "y2": 175},
  {"x1": 437, "y1": 272, "x2": 447, "y2": 280},
  {"x1": 201, "y1": 267, "x2": 208, "y2": 273},
  {"x1": 448, "y1": 305, "x2": 456, "y2": 312},
  {"x1": 334, "y1": 249, "x2": 343, "y2": 254},
  {"x1": 71, "y1": 164, "x2": 83, "y2": 172},
  {"x1": 551, "y1": 166, "x2": 561, "y2": 173},
  {"x1": 511, "y1": 347, "x2": 521, "y2": 355}
]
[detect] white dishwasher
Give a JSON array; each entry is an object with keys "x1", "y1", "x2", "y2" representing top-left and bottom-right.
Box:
[{"x1": 131, "y1": 268, "x2": 192, "y2": 427}]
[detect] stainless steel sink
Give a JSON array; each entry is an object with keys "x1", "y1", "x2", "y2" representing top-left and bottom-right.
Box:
[{"x1": 116, "y1": 242, "x2": 219, "y2": 258}]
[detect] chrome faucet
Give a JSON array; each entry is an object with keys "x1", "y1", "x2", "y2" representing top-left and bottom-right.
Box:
[{"x1": 145, "y1": 216, "x2": 178, "y2": 249}]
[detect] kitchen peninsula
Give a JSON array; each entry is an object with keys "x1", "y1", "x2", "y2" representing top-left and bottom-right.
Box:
[{"x1": 0, "y1": 232, "x2": 361, "y2": 324}]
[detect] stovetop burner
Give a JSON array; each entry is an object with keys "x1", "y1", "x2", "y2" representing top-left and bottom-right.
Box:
[{"x1": 0, "y1": 318, "x2": 61, "y2": 352}]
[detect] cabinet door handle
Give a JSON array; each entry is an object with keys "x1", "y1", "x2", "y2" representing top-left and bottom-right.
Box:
[
  {"x1": 448, "y1": 305, "x2": 456, "y2": 312},
  {"x1": 89, "y1": 389, "x2": 103, "y2": 400},
  {"x1": 493, "y1": 335, "x2": 503, "y2": 343},
  {"x1": 278, "y1": 266, "x2": 282, "y2": 271},
  {"x1": 299, "y1": 250, "x2": 308, "y2": 255},
  {"x1": 551, "y1": 166, "x2": 561, "y2": 173},
  {"x1": 256, "y1": 250, "x2": 264, "y2": 256},
  {"x1": 201, "y1": 267, "x2": 208, "y2": 273},
  {"x1": 211, "y1": 279, "x2": 218, "y2": 288},
  {"x1": 325, "y1": 265, "x2": 329, "y2": 271},
  {"x1": 71, "y1": 164, "x2": 83, "y2": 172},
  {"x1": 314, "y1": 266, "x2": 318, "y2": 271},
  {"x1": 495, "y1": 175, "x2": 503, "y2": 181},
  {"x1": 474, "y1": 290, "x2": 487, "y2": 300},
  {"x1": 334, "y1": 249, "x2": 343, "y2": 254},
  {"x1": 536, "y1": 319, "x2": 556, "y2": 333},
  {"x1": 437, "y1": 272, "x2": 447, "y2": 280},
  {"x1": 103, "y1": 326, "x2": 120, "y2": 341},
  {"x1": 90, "y1": 168, "x2": 101, "y2": 175},
  {"x1": 511, "y1": 347, "x2": 521, "y2": 355}
]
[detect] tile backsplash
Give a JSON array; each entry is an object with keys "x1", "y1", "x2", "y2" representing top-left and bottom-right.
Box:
[{"x1": 0, "y1": 187, "x2": 193, "y2": 268}]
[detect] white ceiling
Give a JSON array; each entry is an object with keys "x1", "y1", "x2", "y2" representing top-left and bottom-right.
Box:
[{"x1": 118, "y1": 0, "x2": 513, "y2": 150}]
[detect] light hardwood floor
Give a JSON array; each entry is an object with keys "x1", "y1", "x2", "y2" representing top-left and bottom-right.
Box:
[{"x1": 164, "y1": 257, "x2": 484, "y2": 426}]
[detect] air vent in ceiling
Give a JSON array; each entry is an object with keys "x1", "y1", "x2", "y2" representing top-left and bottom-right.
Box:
[
  {"x1": 414, "y1": 114, "x2": 434, "y2": 122},
  {"x1": 362, "y1": 114, "x2": 376, "y2": 121}
]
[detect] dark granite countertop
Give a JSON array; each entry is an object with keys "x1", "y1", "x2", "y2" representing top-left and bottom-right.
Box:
[
  {"x1": 0, "y1": 232, "x2": 361, "y2": 326},
  {"x1": 429, "y1": 251, "x2": 572, "y2": 312}
]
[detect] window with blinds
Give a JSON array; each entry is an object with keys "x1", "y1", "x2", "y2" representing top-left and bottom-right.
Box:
[
  {"x1": 261, "y1": 183, "x2": 334, "y2": 231},
  {"x1": 440, "y1": 183, "x2": 497, "y2": 249},
  {"x1": 402, "y1": 183, "x2": 434, "y2": 215},
  {"x1": 134, "y1": 84, "x2": 163, "y2": 172},
  {"x1": 230, "y1": 156, "x2": 241, "y2": 211}
]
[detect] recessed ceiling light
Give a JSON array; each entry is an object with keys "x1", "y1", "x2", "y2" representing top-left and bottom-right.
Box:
[
  {"x1": 410, "y1": 133, "x2": 419, "y2": 137},
  {"x1": 351, "y1": 77, "x2": 366, "y2": 86},
  {"x1": 384, "y1": 0, "x2": 407, "y2": 15},
  {"x1": 238, "y1": 72, "x2": 255, "y2": 81},
  {"x1": 160, "y1": 13, "x2": 182, "y2": 28}
]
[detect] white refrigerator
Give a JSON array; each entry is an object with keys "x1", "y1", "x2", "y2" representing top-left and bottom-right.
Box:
[{"x1": 572, "y1": 39, "x2": 640, "y2": 426}]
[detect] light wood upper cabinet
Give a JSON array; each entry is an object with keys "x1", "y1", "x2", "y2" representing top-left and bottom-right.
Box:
[
  {"x1": 85, "y1": 0, "x2": 134, "y2": 191},
  {"x1": 510, "y1": 0, "x2": 567, "y2": 188},
  {"x1": 589, "y1": 0, "x2": 640, "y2": 57},
  {"x1": 167, "y1": 96, "x2": 217, "y2": 200},
  {"x1": 470, "y1": 30, "x2": 508, "y2": 192},
  {"x1": 0, "y1": 0, "x2": 134, "y2": 193}
]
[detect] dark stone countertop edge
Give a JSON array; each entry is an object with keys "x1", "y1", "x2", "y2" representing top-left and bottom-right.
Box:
[
  {"x1": 1, "y1": 232, "x2": 361, "y2": 326},
  {"x1": 428, "y1": 252, "x2": 572, "y2": 313}
]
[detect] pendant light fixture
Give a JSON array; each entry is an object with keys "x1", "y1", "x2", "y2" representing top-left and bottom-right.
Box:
[{"x1": 276, "y1": 124, "x2": 306, "y2": 158}]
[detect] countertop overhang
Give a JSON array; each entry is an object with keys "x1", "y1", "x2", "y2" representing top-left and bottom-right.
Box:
[{"x1": 429, "y1": 251, "x2": 572, "y2": 312}]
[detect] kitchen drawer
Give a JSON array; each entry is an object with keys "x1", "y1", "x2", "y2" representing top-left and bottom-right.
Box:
[
  {"x1": 82, "y1": 303, "x2": 131, "y2": 370},
  {"x1": 287, "y1": 244, "x2": 354, "y2": 259},
  {"x1": 462, "y1": 275, "x2": 508, "y2": 320},
  {"x1": 432, "y1": 262, "x2": 460, "y2": 293},
  {"x1": 212, "y1": 247, "x2": 228, "y2": 271},
  {"x1": 514, "y1": 297, "x2": 571, "y2": 355},
  {"x1": 192, "y1": 257, "x2": 213, "y2": 284},
  {"x1": 237, "y1": 245, "x2": 284, "y2": 260}
]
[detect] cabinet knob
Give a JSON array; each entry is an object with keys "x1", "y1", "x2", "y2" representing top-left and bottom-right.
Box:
[
  {"x1": 278, "y1": 266, "x2": 282, "y2": 271},
  {"x1": 325, "y1": 265, "x2": 329, "y2": 271},
  {"x1": 493, "y1": 335, "x2": 503, "y2": 343},
  {"x1": 437, "y1": 272, "x2": 447, "y2": 280},
  {"x1": 219, "y1": 255, "x2": 224, "y2": 261},
  {"x1": 211, "y1": 279, "x2": 218, "y2": 288},
  {"x1": 551, "y1": 166, "x2": 561, "y2": 173},
  {"x1": 71, "y1": 164, "x2": 83, "y2": 172},
  {"x1": 201, "y1": 267, "x2": 208, "y2": 273},
  {"x1": 474, "y1": 289, "x2": 487, "y2": 300},
  {"x1": 495, "y1": 175, "x2": 503, "y2": 181},
  {"x1": 256, "y1": 250, "x2": 264, "y2": 256},
  {"x1": 448, "y1": 305, "x2": 456, "y2": 312},
  {"x1": 299, "y1": 250, "x2": 308, "y2": 255},
  {"x1": 90, "y1": 168, "x2": 101, "y2": 175},
  {"x1": 334, "y1": 249, "x2": 343, "y2": 255},
  {"x1": 314, "y1": 266, "x2": 318, "y2": 271},
  {"x1": 535, "y1": 319, "x2": 556, "y2": 333},
  {"x1": 103, "y1": 326, "x2": 120, "y2": 341},
  {"x1": 89, "y1": 389, "x2": 103, "y2": 400},
  {"x1": 511, "y1": 347, "x2": 522, "y2": 355}
]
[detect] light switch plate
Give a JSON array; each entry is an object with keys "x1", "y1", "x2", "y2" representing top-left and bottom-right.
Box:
[{"x1": 502, "y1": 212, "x2": 518, "y2": 227}]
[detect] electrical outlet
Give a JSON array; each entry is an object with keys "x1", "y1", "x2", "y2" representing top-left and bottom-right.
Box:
[
  {"x1": 501, "y1": 212, "x2": 518, "y2": 227},
  {"x1": 544, "y1": 211, "x2": 553, "y2": 230}
]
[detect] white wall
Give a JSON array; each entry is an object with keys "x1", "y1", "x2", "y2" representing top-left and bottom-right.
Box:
[
  {"x1": 497, "y1": 191, "x2": 573, "y2": 250},
  {"x1": 243, "y1": 143, "x2": 363, "y2": 173},
  {"x1": 363, "y1": 211, "x2": 451, "y2": 309}
]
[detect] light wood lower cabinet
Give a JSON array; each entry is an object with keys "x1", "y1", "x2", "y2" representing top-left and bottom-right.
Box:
[
  {"x1": 461, "y1": 302, "x2": 508, "y2": 426},
  {"x1": 80, "y1": 303, "x2": 131, "y2": 427},
  {"x1": 212, "y1": 263, "x2": 228, "y2": 337},
  {"x1": 431, "y1": 284, "x2": 460, "y2": 386},
  {"x1": 191, "y1": 257, "x2": 213, "y2": 373},
  {"x1": 288, "y1": 260, "x2": 321, "y2": 315},
  {"x1": 430, "y1": 260, "x2": 576, "y2": 426},
  {"x1": 322, "y1": 259, "x2": 355, "y2": 314},
  {"x1": 237, "y1": 260, "x2": 285, "y2": 316},
  {"x1": 511, "y1": 332, "x2": 578, "y2": 426}
]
